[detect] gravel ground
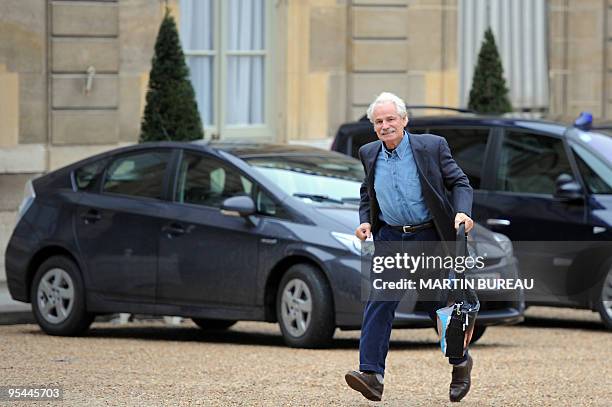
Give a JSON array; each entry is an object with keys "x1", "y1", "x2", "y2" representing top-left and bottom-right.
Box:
[{"x1": 0, "y1": 306, "x2": 610, "y2": 406}]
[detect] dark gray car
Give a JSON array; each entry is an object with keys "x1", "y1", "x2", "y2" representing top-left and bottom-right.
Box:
[{"x1": 5, "y1": 141, "x2": 523, "y2": 348}]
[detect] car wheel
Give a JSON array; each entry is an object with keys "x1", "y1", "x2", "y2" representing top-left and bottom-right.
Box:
[
  {"x1": 469, "y1": 325, "x2": 487, "y2": 344},
  {"x1": 276, "y1": 264, "x2": 335, "y2": 348},
  {"x1": 31, "y1": 256, "x2": 94, "y2": 336},
  {"x1": 191, "y1": 318, "x2": 237, "y2": 330},
  {"x1": 596, "y1": 264, "x2": 612, "y2": 330}
]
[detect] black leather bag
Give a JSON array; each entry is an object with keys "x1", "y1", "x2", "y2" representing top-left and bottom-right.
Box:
[{"x1": 436, "y1": 223, "x2": 480, "y2": 358}]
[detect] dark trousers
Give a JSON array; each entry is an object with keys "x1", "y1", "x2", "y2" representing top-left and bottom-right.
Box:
[{"x1": 359, "y1": 224, "x2": 468, "y2": 375}]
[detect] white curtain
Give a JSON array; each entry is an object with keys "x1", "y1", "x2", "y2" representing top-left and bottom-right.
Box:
[
  {"x1": 180, "y1": 0, "x2": 214, "y2": 126},
  {"x1": 459, "y1": 0, "x2": 549, "y2": 110},
  {"x1": 226, "y1": 0, "x2": 265, "y2": 125}
]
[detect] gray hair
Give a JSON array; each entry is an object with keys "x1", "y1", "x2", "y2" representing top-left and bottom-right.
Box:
[{"x1": 366, "y1": 92, "x2": 407, "y2": 122}]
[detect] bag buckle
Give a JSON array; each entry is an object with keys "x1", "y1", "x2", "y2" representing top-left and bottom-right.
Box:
[{"x1": 455, "y1": 302, "x2": 463, "y2": 315}]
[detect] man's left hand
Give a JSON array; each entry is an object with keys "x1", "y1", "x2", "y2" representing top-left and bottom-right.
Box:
[{"x1": 454, "y1": 212, "x2": 474, "y2": 233}]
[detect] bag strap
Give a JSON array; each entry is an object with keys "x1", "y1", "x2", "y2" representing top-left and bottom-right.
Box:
[
  {"x1": 447, "y1": 222, "x2": 468, "y2": 305},
  {"x1": 455, "y1": 222, "x2": 468, "y2": 272}
]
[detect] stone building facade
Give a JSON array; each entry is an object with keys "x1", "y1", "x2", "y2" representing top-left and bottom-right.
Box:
[{"x1": 0, "y1": 0, "x2": 610, "y2": 281}]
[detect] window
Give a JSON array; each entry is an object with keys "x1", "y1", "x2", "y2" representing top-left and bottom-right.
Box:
[
  {"x1": 496, "y1": 132, "x2": 571, "y2": 194},
  {"x1": 572, "y1": 142, "x2": 612, "y2": 194},
  {"x1": 350, "y1": 131, "x2": 377, "y2": 159},
  {"x1": 245, "y1": 154, "x2": 363, "y2": 204},
  {"x1": 253, "y1": 185, "x2": 286, "y2": 217},
  {"x1": 408, "y1": 127, "x2": 427, "y2": 134},
  {"x1": 103, "y1": 151, "x2": 171, "y2": 199},
  {"x1": 176, "y1": 152, "x2": 288, "y2": 217},
  {"x1": 74, "y1": 160, "x2": 106, "y2": 191},
  {"x1": 459, "y1": 0, "x2": 549, "y2": 111},
  {"x1": 180, "y1": 0, "x2": 272, "y2": 139},
  {"x1": 429, "y1": 128, "x2": 489, "y2": 189},
  {"x1": 176, "y1": 152, "x2": 253, "y2": 208}
]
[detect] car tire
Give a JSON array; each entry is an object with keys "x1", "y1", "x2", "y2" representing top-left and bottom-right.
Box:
[
  {"x1": 469, "y1": 325, "x2": 487, "y2": 344},
  {"x1": 30, "y1": 256, "x2": 94, "y2": 336},
  {"x1": 276, "y1": 264, "x2": 335, "y2": 348},
  {"x1": 192, "y1": 318, "x2": 237, "y2": 330},
  {"x1": 596, "y1": 263, "x2": 612, "y2": 330}
]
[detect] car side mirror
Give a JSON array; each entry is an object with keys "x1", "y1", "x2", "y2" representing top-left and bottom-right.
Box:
[
  {"x1": 220, "y1": 196, "x2": 256, "y2": 217},
  {"x1": 554, "y1": 174, "x2": 583, "y2": 202}
]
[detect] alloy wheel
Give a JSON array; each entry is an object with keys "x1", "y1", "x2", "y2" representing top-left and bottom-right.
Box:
[
  {"x1": 36, "y1": 268, "x2": 75, "y2": 324},
  {"x1": 280, "y1": 278, "x2": 313, "y2": 337}
]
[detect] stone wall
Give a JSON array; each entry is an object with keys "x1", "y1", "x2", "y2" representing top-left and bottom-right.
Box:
[
  {"x1": 0, "y1": 0, "x2": 166, "y2": 282},
  {"x1": 281, "y1": 0, "x2": 349, "y2": 141},
  {"x1": 47, "y1": 0, "x2": 165, "y2": 169},
  {"x1": 548, "y1": 0, "x2": 609, "y2": 121},
  {"x1": 348, "y1": 0, "x2": 459, "y2": 120},
  {"x1": 0, "y1": 0, "x2": 47, "y2": 282}
]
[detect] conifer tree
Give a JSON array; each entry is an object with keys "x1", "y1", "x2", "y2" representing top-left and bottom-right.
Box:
[
  {"x1": 140, "y1": 8, "x2": 204, "y2": 142},
  {"x1": 467, "y1": 28, "x2": 513, "y2": 114}
]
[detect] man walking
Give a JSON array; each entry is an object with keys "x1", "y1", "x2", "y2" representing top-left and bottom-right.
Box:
[{"x1": 345, "y1": 92, "x2": 475, "y2": 402}]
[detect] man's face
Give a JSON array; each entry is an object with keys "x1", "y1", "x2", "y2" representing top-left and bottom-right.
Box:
[{"x1": 372, "y1": 102, "x2": 408, "y2": 147}]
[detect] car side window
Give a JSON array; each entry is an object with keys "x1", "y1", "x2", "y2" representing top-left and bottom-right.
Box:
[
  {"x1": 176, "y1": 152, "x2": 253, "y2": 208},
  {"x1": 407, "y1": 127, "x2": 427, "y2": 134},
  {"x1": 428, "y1": 127, "x2": 489, "y2": 189},
  {"x1": 254, "y1": 186, "x2": 291, "y2": 218},
  {"x1": 496, "y1": 131, "x2": 572, "y2": 194},
  {"x1": 102, "y1": 151, "x2": 171, "y2": 199},
  {"x1": 74, "y1": 159, "x2": 106, "y2": 191},
  {"x1": 350, "y1": 132, "x2": 377, "y2": 159}
]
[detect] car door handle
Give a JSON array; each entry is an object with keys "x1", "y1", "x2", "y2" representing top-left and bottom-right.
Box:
[
  {"x1": 260, "y1": 238, "x2": 277, "y2": 245},
  {"x1": 486, "y1": 219, "x2": 511, "y2": 227},
  {"x1": 81, "y1": 209, "x2": 101, "y2": 224},
  {"x1": 162, "y1": 223, "x2": 186, "y2": 237}
]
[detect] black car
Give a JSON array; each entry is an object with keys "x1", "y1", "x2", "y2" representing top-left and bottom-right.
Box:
[
  {"x1": 332, "y1": 110, "x2": 612, "y2": 329},
  {"x1": 5, "y1": 141, "x2": 523, "y2": 347}
]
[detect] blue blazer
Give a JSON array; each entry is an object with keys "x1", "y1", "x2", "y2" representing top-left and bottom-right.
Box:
[{"x1": 358, "y1": 133, "x2": 473, "y2": 244}]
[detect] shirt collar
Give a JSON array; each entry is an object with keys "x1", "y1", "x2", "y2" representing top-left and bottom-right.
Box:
[{"x1": 381, "y1": 131, "x2": 410, "y2": 160}]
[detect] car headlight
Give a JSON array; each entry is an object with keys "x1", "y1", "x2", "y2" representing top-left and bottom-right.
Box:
[
  {"x1": 492, "y1": 232, "x2": 513, "y2": 257},
  {"x1": 331, "y1": 232, "x2": 373, "y2": 256}
]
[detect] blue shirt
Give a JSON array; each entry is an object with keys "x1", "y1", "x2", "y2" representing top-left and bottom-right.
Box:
[{"x1": 374, "y1": 132, "x2": 432, "y2": 226}]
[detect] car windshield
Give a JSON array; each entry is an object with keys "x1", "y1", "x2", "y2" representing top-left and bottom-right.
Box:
[
  {"x1": 572, "y1": 131, "x2": 612, "y2": 194},
  {"x1": 244, "y1": 154, "x2": 364, "y2": 204},
  {"x1": 578, "y1": 131, "x2": 612, "y2": 163}
]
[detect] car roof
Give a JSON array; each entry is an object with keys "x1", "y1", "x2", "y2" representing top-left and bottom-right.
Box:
[
  {"x1": 203, "y1": 141, "x2": 349, "y2": 158},
  {"x1": 44, "y1": 140, "x2": 356, "y2": 189},
  {"x1": 343, "y1": 113, "x2": 570, "y2": 136},
  {"x1": 406, "y1": 114, "x2": 569, "y2": 135}
]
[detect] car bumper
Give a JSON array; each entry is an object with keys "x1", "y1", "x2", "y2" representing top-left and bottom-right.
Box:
[
  {"x1": 331, "y1": 254, "x2": 525, "y2": 328},
  {"x1": 393, "y1": 306, "x2": 524, "y2": 328},
  {"x1": 4, "y1": 219, "x2": 40, "y2": 303}
]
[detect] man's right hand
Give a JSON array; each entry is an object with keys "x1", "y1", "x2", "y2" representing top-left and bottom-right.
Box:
[{"x1": 355, "y1": 223, "x2": 372, "y2": 241}]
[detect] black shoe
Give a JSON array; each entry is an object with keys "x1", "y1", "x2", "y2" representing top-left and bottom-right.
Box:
[
  {"x1": 449, "y1": 354, "x2": 473, "y2": 402},
  {"x1": 344, "y1": 370, "x2": 383, "y2": 401}
]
